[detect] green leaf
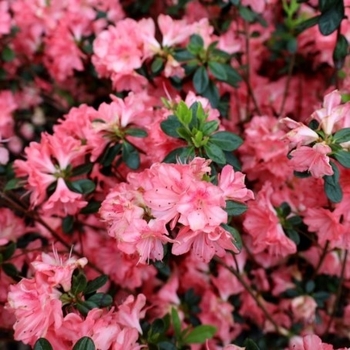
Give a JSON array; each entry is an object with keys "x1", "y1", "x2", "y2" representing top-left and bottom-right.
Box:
[
  {"x1": 173, "y1": 48, "x2": 196, "y2": 62},
  {"x1": 204, "y1": 143, "x2": 226, "y2": 164},
  {"x1": 318, "y1": 1, "x2": 344, "y2": 36},
  {"x1": 62, "y1": 215, "x2": 74, "y2": 234},
  {"x1": 84, "y1": 275, "x2": 108, "y2": 295},
  {"x1": 305, "y1": 280, "x2": 315, "y2": 293},
  {"x1": 4, "y1": 178, "x2": 22, "y2": 191},
  {"x1": 73, "y1": 337, "x2": 95, "y2": 350},
  {"x1": 161, "y1": 115, "x2": 183, "y2": 138},
  {"x1": 72, "y1": 272, "x2": 88, "y2": 295},
  {"x1": 34, "y1": 338, "x2": 53, "y2": 350},
  {"x1": 2, "y1": 262, "x2": 18, "y2": 278},
  {"x1": 171, "y1": 308, "x2": 182, "y2": 339},
  {"x1": 285, "y1": 228, "x2": 300, "y2": 245},
  {"x1": 202, "y1": 120, "x2": 219, "y2": 135},
  {"x1": 244, "y1": 338, "x2": 261, "y2": 350},
  {"x1": 189, "y1": 34, "x2": 204, "y2": 49},
  {"x1": 122, "y1": 142, "x2": 140, "y2": 170},
  {"x1": 158, "y1": 342, "x2": 177, "y2": 350},
  {"x1": 163, "y1": 147, "x2": 194, "y2": 163},
  {"x1": 86, "y1": 293, "x2": 113, "y2": 307},
  {"x1": 183, "y1": 325, "x2": 216, "y2": 344},
  {"x1": 221, "y1": 64, "x2": 241, "y2": 87},
  {"x1": 1, "y1": 241, "x2": 16, "y2": 261},
  {"x1": 176, "y1": 101, "x2": 192, "y2": 125},
  {"x1": 295, "y1": 15, "x2": 320, "y2": 34},
  {"x1": 200, "y1": 80, "x2": 220, "y2": 108},
  {"x1": 225, "y1": 200, "x2": 248, "y2": 216},
  {"x1": 151, "y1": 57, "x2": 165, "y2": 75},
  {"x1": 100, "y1": 143, "x2": 122, "y2": 167},
  {"x1": 71, "y1": 163, "x2": 93, "y2": 177},
  {"x1": 125, "y1": 128, "x2": 148, "y2": 138},
  {"x1": 210, "y1": 131, "x2": 243, "y2": 151},
  {"x1": 323, "y1": 162, "x2": 343, "y2": 203},
  {"x1": 333, "y1": 34, "x2": 348, "y2": 66},
  {"x1": 69, "y1": 179, "x2": 96, "y2": 195},
  {"x1": 2, "y1": 46, "x2": 15, "y2": 62},
  {"x1": 221, "y1": 224, "x2": 242, "y2": 252},
  {"x1": 333, "y1": 127, "x2": 350, "y2": 143},
  {"x1": 80, "y1": 201, "x2": 101, "y2": 214},
  {"x1": 193, "y1": 66, "x2": 209, "y2": 94},
  {"x1": 239, "y1": 6, "x2": 255, "y2": 22},
  {"x1": 76, "y1": 301, "x2": 97, "y2": 316},
  {"x1": 224, "y1": 151, "x2": 241, "y2": 171},
  {"x1": 334, "y1": 149, "x2": 350, "y2": 168},
  {"x1": 208, "y1": 61, "x2": 228, "y2": 81}
]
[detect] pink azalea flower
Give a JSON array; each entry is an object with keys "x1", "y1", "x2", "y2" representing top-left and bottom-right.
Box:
[
  {"x1": 31, "y1": 248, "x2": 88, "y2": 291},
  {"x1": 218, "y1": 165, "x2": 254, "y2": 202},
  {"x1": 290, "y1": 143, "x2": 333, "y2": 178},
  {"x1": 243, "y1": 182, "x2": 297, "y2": 257},
  {"x1": 311, "y1": 90, "x2": 350, "y2": 135},
  {"x1": 291, "y1": 295, "x2": 318, "y2": 323},
  {"x1": 289, "y1": 334, "x2": 334, "y2": 350},
  {"x1": 7, "y1": 277, "x2": 63, "y2": 346}
]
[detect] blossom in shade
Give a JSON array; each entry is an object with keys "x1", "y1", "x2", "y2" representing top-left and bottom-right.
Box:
[{"x1": 289, "y1": 143, "x2": 333, "y2": 178}]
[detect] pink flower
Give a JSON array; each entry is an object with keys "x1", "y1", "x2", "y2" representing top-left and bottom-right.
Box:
[
  {"x1": 218, "y1": 165, "x2": 254, "y2": 202},
  {"x1": 311, "y1": 90, "x2": 350, "y2": 135},
  {"x1": 289, "y1": 143, "x2": 333, "y2": 178},
  {"x1": 243, "y1": 182, "x2": 297, "y2": 257},
  {"x1": 31, "y1": 248, "x2": 88, "y2": 291},
  {"x1": 116, "y1": 294, "x2": 147, "y2": 334},
  {"x1": 289, "y1": 334, "x2": 334, "y2": 350},
  {"x1": 291, "y1": 295, "x2": 318, "y2": 323},
  {"x1": 281, "y1": 117, "x2": 319, "y2": 149},
  {"x1": 7, "y1": 277, "x2": 63, "y2": 346}
]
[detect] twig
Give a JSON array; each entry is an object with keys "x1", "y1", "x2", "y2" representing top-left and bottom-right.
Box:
[{"x1": 279, "y1": 52, "x2": 296, "y2": 116}]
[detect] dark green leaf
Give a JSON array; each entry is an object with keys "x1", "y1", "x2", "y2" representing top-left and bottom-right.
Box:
[
  {"x1": 222, "y1": 64, "x2": 241, "y2": 87},
  {"x1": 84, "y1": 275, "x2": 108, "y2": 295},
  {"x1": 158, "y1": 342, "x2": 177, "y2": 350},
  {"x1": 87, "y1": 293, "x2": 113, "y2": 307},
  {"x1": 295, "y1": 15, "x2": 320, "y2": 34},
  {"x1": 293, "y1": 170, "x2": 311, "y2": 178},
  {"x1": 318, "y1": 1, "x2": 344, "y2": 36},
  {"x1": 323, "y1": 162, "x2": 343, "y2": 203},
  {"x1": 319, "y1": 0, "x2": 335, "y2": 12},
  {"x1": 71, "y1": 163, "x2": 93, "y2": 177},
  {"x1": 189, "y1": 34, "x2": 204, "y2": 48},
  {"x1": 210, "y1": 131, "x2": 243, "y2": 151},
  {"x1": 122, "y1": 142, "x2": 140, "y2": 170},
  {"x1": 230, "y1": 0, "x2": 240, "y2": 5},
  {"x1": 285, "y1": 228, "x2": 300, "y2": 245},
  {"x1": 1, "y1": 242, "x2": 16, "y2": 261},
  {"x1": 305, "y1": 280, "x2": 315, "y2": 293},
  {"x1": 73, "y1": 337, "x2": 95, "y2": 350},
  {"x1": 151, "y1": 57, "x2": 165, "y2": 75},
  {"x1": 17, "y1": 232, "x2": 46, "y2": 248},
  {"x1": 201, "y1": 80, "x2": 220, "y2": 108},
  {"x1": 183, "y1": 325, "x2": 216, "y2": 344},
  {"x1": 69, "y1": 179, "x2": 96, "y2": 195},
  {"x1": 2, "y1": 263, "x2": 18, "y2": 278},
  {"x1": 2, "y1": 46, "x2": 15, "y2": 62},
  {"x1": 333, "y1": 34, "x2": 348, "y2": 66},
  {"x1": 80, "y1": 201, "x2": 101, "y2": 214},
  {"x1": 163, "y1": 147, "x2": 194, "y2": 163},
  {"x1": 204, "y1": 143, "x2": 226, "y2": 164},
  {"x1": 72, "y1": 272, "x2": 88, "y2": 295},
  {"x1": 224, "y1": 151, "x2": 241, "y2": 170},
  {"x1": 4, "y1": 178, "x2": 22, "y2": 191},
  {"x1": 76, "y1": 301, "x2": 97, "y2": 316},
  {"x1": 225, "y1": 200, "x2": 247, "y2": 216},
  {"x1": 333, "y1": 127, "x2": 350, "y2": 143},
  {"x1": 100, "y1": 143, "x2": 122, "y2": 167},
  {"x1": 193, "y1": 66, "x2": 209, "y2": 94},
  {"x1": 125, "y1": 128, "x2": 148, "y2": 138},
  {"x1": 244, "y1": 338, "x2": 261, "y2": 350},
  {"x1": 221, "y1": 224, "x2": 242, "y2": 251},
  {"x1": 173, "y1": 48, "x2": 196, "y2": 62},
  {"x1": 161, "y1": 115, "x2": 183, "y2": 138},
  {"x1": 334, "y1": 149, "x2": 350, "y2": 168},
  {"x1": 62, "y1": 215, "x2": 74, "y2": 234},
  {"x1": 202, "y1": 120, "x2": 219, "y2": 135},
  {"x1": 239, "y1": 6, "x2": 255, "y2": 22},
  {"x1": 34, "y1": 338, "x2": 53, "y2": 350},
  {"x1": 208, "y1": 61, "x2": 228, "y2": 81}
]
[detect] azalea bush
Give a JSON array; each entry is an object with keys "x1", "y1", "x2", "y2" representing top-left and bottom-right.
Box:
[{"x1": 1, "y1": 0, "x2": 350, "y2": 349}]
